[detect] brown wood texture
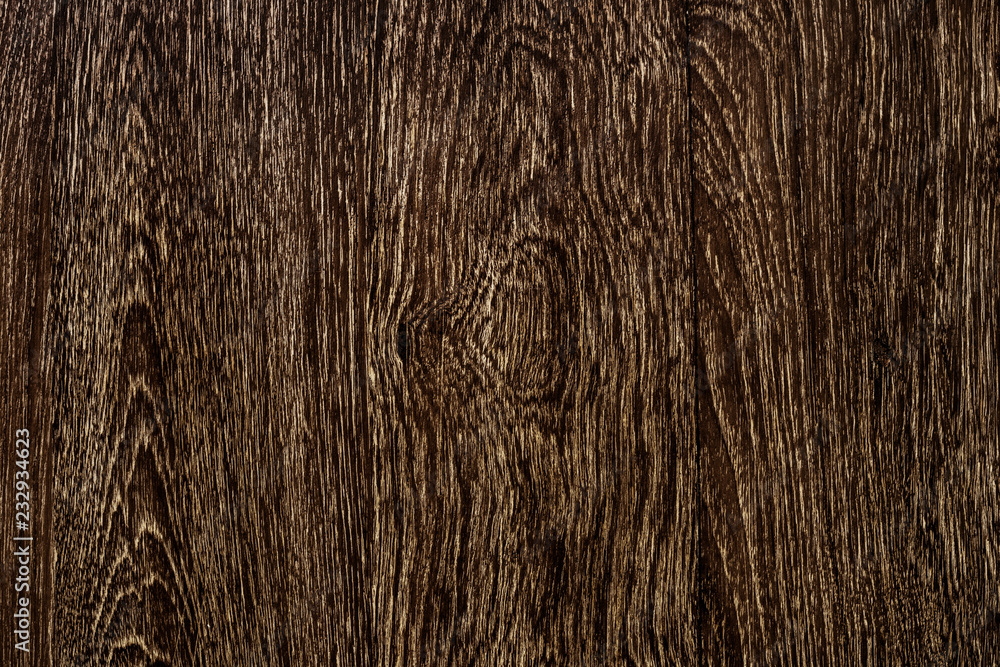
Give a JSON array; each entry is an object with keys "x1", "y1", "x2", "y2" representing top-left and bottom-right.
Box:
[
  {"x1": 1, "y1": 1, "x2": 55, "y2": 666},
  {"x1": 368, "y1": 2, "x2": 696, "y2": 664},
  {"x1": 44, "y1": 1, "x2": 372, "y2": 664},
  {"x1": 691, "y1": 0, "x2": 999, "y2": 663},
  {"x1": 0, "y1": 0, "x2": 996, "y2": 665}
]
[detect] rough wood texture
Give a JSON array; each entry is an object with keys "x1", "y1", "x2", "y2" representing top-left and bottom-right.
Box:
[
  {"x1": 367, "y1": 1, "x2": 696, "y2": 664},
  {"x1": 1, "y1": 0, "x2": 997, "y2": 665},
  {"x1": 691, "y1": 0, "x2": 999, "y2": 663},
  {"x1": 1, "y1": 0, "x2": 55, "y2": 665},
  {"x1": 45, "y1": 1, "x2": 371, "y2": 664}
]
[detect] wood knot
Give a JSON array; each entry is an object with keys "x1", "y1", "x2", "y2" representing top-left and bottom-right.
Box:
[
  {"x1": 403, "y1": 237, "x2": 579, "y2": 404},
  {"x1": 484, "y1": 237, "x2": 578, "y2": 401}
]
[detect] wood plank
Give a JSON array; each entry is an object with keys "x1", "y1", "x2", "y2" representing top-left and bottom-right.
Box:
[
  {"x1": 849, "y1": 2, "x2": 1000, "y2": 662},
  {"x1": 690, "y1": 0, "x2": 999, "y2": 662},
  {"x1": 367, "y1": 1, "x2": 697, "y2": 664},
  {"x1": 0, "y1": 1, "x2": 55, "y2": 664},
  {"x1": 48, "y1": 1, "x2": 371, "y2": 663}
]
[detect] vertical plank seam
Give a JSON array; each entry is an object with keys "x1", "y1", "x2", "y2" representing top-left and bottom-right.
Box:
[
  {"x1": 363, "y1": 0, "x2": 385, "y2": 663},
  {"x1": 681, "y1": 0, "x2": 702, "y2": 664},
  {"x1": 37, "y1": 3, "x2": 58, "y2": 663}
]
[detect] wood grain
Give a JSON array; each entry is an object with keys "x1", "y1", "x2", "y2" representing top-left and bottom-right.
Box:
[
  {"x1": 367, "y1": 1, "x2": 695, "y2": 664},
  {"x1": 1, "y1": 1, "x2": 55, "y2": 665},
  {"x1": 690, "y1": 0, "x2": 999, "y2": 663},
  {"x1": 46, "y1": 1, "x2": 371, "y2": 664},
  {"x1": 1, "y1": 0, "x2": 997, "y2": 664}
]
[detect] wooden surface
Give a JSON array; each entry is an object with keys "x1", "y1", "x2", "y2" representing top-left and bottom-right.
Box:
[
  {"x1": 2, "y1": 0, "x2": 55, "y2": 665},
  {"x1": 1, "y1": 0, "x2": 997, "y2": 665},
  {"x1": 691, "y1": 0, "x2": 999, "y2": 663},
  {"x1": 368, "y1": 2, "x2": 696, "y2": 663}
]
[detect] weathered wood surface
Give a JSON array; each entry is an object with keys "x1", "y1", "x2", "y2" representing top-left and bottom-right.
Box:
[
  {"x1": 368, "y1": 1, "x2": 696, "y2": 664},
  {"x1": 691, "y1": 0, "x2": 999, "y2": 663},
  {"x1": 44, "y1": 0, "x2": 372, "y2": 664},
  {"x1": 1, "y1": 1, "x2": 55, "y2": 666},
  {"x1": 0, "y1": 0, "x2": 996, "y2": 665}
]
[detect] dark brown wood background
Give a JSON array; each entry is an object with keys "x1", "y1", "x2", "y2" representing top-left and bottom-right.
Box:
[{"x1": 1, "y1": 0, "x2": 997, "y2": 665}]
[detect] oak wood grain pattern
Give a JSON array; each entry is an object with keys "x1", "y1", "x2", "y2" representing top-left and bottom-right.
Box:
[
  {"x1": 49, "y1": 1, "x2": 370, "y2": 664},
  {"x1": 367, "y1": 1, "x2": 695, "y2": 664},
  {"x1": 3, "y1": 0, "x2": 998, "y2": 664},
  {"x1": 690, "y1": 0, "x2": 999, "y2": 663},
  {"x1": 1, "y1": 1, "x2": 55, "y2": 665}
]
